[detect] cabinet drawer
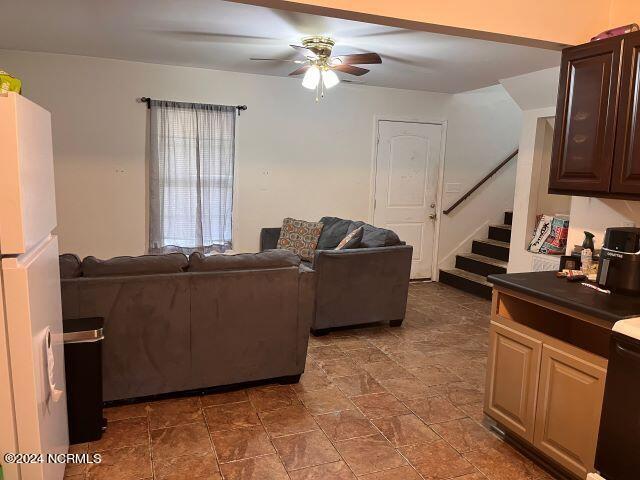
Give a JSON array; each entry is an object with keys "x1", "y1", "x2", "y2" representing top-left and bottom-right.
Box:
[
  {"x1": 534, "y1": 344, "x2": 607, "y2": 478},
  {"x1": 485, "y1": 322, "x2": 541, "y2": 442}
]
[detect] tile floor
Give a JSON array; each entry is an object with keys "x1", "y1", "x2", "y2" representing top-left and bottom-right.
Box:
[{"x1": 64, "y1": 282, "x2": 554, "y2": 480}]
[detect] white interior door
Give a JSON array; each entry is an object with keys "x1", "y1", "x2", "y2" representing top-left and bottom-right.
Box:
[{"x1": 374, "y1": 120, "x2": 442, "y2": 279}]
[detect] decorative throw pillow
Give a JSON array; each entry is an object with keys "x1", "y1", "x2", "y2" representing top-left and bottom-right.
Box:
[
  {"x1": 335, "y1": 226, "x2": 364, "y2": 250},
  {"x1": 276, "y1": 218, "x2": 324, "y2": 261},
  {"x1": 528, "y1": 214, "x2": 553, "y2": 253},
  {"x1": 539, "y1": 217, "x2": 570, "y2": 255}
]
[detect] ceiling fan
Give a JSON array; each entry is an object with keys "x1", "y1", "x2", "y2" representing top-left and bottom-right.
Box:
[{"x1": 251, "y1": 36, "x2": 382, "y2": 100}]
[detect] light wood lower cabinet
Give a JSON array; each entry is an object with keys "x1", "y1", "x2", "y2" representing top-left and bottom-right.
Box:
[
  {"x1": 534, "y1": 345, "x2": 607, "y2": 479},
  {"x1": 485, "y1": 322, "x2": 541, "y2": 442},
  {"x1": 485, "y1": 298, "x2": 608, "y2": 479}
]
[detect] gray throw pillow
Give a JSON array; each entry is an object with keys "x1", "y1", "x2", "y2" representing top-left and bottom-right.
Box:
[
  {"x1": 317, "y1": 217, "x2": 352, "y2": 250},
  {"x1": 347, "y1": 222, "x2": 401, "y2": 248}
]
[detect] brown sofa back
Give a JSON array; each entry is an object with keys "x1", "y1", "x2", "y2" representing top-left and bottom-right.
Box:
[
  {"x1": 61, "y1": 251, "x2": 314, "y2": 401},
  {"x1": 82, "y1": 253, "x2": 188, "y2": 277},
  {"x1": 188, "y1": 250, "x2": 300, "y2": 271}
]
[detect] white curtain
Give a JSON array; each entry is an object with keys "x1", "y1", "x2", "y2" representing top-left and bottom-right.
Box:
[{"x1": 149, "y1": 100, "x2": 236, "y2": 254}]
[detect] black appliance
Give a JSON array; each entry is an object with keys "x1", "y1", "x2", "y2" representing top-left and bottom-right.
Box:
[
  {"x1": 594, "y1": 330, "x2": 640, "y2": 479},
  {"x1": 63, "y1": 317, "x2": 106, "y2": 444},
  {"x1": 596, "y1": 227, "x2": 640, "y2": 294}
]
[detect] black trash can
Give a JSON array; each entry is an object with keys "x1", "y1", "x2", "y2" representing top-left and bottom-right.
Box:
[{"x1": 63, "y1": 317, "x2": 105, "y2": 444}]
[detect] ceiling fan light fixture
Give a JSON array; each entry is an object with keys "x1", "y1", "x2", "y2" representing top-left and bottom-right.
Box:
[
  {"x1": 301, "y1": 65, "x2": 320, "y2": 89},
  {"x1": 322, "y1": 69, "x2": 340, "y2": 89}
]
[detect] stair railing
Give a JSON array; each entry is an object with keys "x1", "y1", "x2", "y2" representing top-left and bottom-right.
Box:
[{"x1": 443, "y1": 149, "x2": 519, "y2": 215}]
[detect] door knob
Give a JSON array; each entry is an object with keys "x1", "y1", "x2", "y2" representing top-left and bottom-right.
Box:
[{"x1": 428, "y1": 213, "x2": 437, "y2": 220}]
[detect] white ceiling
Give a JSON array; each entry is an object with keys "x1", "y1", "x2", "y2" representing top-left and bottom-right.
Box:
[{"x1": 0, "y1": 0, "x2": 561, "y2": 93}]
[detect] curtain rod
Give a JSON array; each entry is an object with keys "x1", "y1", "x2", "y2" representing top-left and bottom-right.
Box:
[{"x1": 138, "y1": 97, "x2": 247, "y2": 115}]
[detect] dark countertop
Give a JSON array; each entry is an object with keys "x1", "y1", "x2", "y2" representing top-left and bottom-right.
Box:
[{"x1": 488, "y1": 271, "x2": 640, "y2": 323}]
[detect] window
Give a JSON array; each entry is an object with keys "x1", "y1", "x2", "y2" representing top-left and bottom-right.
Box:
[{"x1": 148, "y1": 100, "x2": 236, "y2": 254}]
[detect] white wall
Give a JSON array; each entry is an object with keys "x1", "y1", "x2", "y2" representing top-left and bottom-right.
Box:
[
  {"x1": 502, "y1": 65, "x2": 640, "y2": 272},
  {"x1": 0, "y1": 50, "x2": 449, "y2": 258},
  {"x1": 500, "y1": 67, "x2": 561, "y2": 273},
  {"x1": 0, "y1": 50, "x2": 523, "y2": 264},
  {"x1": 536, "y1": 119, "x2": 570, "y2": 216},
  {"x1": 567, "y1": 198, "x2": 640, "y2": 252},
  {"x1": 438, "y1": 84, "x2": 521, "y2": 269}
]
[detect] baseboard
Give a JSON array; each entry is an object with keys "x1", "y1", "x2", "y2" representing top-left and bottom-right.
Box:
[
  {"x1": 438, "y1": 220, "x2": 490, "y2": 271},
  {"x1": 491, "y1": 422, "x2": 579, "y2": 480}
]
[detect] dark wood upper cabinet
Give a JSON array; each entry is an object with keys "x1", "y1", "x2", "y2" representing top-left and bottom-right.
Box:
[
  {"x1": 549, "y1": 31, "x2": 640, "y2": 199},
  {"x1": 549, "y1": 37, "x2": 622, "y2": 194},
  {"x1": 611, "y1": 33, "x2": 640, "y2": 193}
]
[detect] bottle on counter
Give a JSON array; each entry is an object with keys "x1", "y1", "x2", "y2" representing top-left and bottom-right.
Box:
[
  {"x1": 582, "y1": 231, "x2": 595, "y2": 252},
  {"x1": 581, "y1": 248, "x2": 593, "y2": 276}
]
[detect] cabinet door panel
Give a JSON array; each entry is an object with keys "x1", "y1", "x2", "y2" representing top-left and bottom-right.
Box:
[
  {"x1": 534, "y1": 344, "x2": 606, "y2": 478},
  {"x1": 612, "y1": 31, "x2": 640, "y2": 193},
  {"x1": 485, "y1": 322, "x2": 541, "y2": 442},
  {"x1": 549, "y1": 38, "x2": 621, "y2": 193}
]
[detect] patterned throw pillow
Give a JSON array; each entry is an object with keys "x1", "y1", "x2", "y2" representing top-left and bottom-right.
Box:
[
  {"x1": 528, "y1": 215, "x2": 570, "y2": 255},
  {"x1": 528, "y1": 215, "x2": 553, "y2": 253},
  {"x1": 540, "y1": 217, "x2": 570, "y2": 255},
  {"x1": 276, "y1": 218, "x2": 324, "y2": 261},
  {"x1": 335, "y1": 226, "x2": 364, "y2": 250}
]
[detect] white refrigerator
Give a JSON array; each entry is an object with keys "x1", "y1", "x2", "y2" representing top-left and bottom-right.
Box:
[{"x1": 0, "y1": 92, "x2": 68, "y2": 480}]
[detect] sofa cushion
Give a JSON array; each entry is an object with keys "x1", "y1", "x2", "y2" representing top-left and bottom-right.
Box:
[
  {"x1": 276, "y1": 218, "x2": 323, "y2": 261},
  {"x1": 335, "y1": 226, "x2": 364, "y2": 250},
  {"x1": 82, "y1": 253, "x2": 188, "y2": 277},
  {"x1": 188, "y1": 249, "x2": 300, "y2": 272},
  {"x1": 348, "y1": 222, "x2": 401, "y2": 248},
  {"x1": 317, "y1": 217, "x2": 353, "y2": 250},
  {"x1": 59, "y1": 254, "x2": 82, "y2": 278}
]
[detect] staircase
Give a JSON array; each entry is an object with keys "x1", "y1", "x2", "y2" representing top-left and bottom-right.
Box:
[{"x1": 439, "y1": 211, "x2": 512, "y2": 299}]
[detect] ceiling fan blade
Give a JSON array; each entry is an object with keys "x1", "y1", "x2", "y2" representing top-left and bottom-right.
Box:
[
  {"x1": 333, "y1": 53, "x2": 382, "y2": 65},
  {"x1": 250, "y1": 58, "x2": 304, "y2": 63},
  {"x1": 332, "y1": 64, "x2": 370, "y2": 76},
  {"x1": 288, "y1": 65, "x2": 310, "y2": 76},
  {"x1": 290, "y1": 44, "x2": 317, "y2": 58}
]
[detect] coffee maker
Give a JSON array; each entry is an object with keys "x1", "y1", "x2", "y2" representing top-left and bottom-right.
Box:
[{"x1": 597, "y1": 227, "x2": 640, "y2": 294}]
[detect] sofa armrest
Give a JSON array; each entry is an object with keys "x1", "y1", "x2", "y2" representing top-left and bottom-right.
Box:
[
  {"x1": 312, "y1": 245, "x2": 413, "y2": 329},
  {"x1": 260, "y1": 228, "x2": 281, "y2": 252}
]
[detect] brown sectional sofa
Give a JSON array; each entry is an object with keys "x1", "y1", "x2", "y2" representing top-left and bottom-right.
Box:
[{"x1": 60, "y1": 250, "x2": 315, "y2": 402}]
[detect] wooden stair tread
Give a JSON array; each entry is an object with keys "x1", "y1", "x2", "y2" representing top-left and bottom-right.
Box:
[
  {"x1": 440, "y1": 268, "x2": 493, "y2": 287},
  {"x1": 489, "y1": 224, "x2": 512, "y2": 230},
  {"x1": 475, "y1": 238, "x2": 510, "y2": 248},
  {"x1": 457, "y1": 253, "x2": 508, "y2": 269}
]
